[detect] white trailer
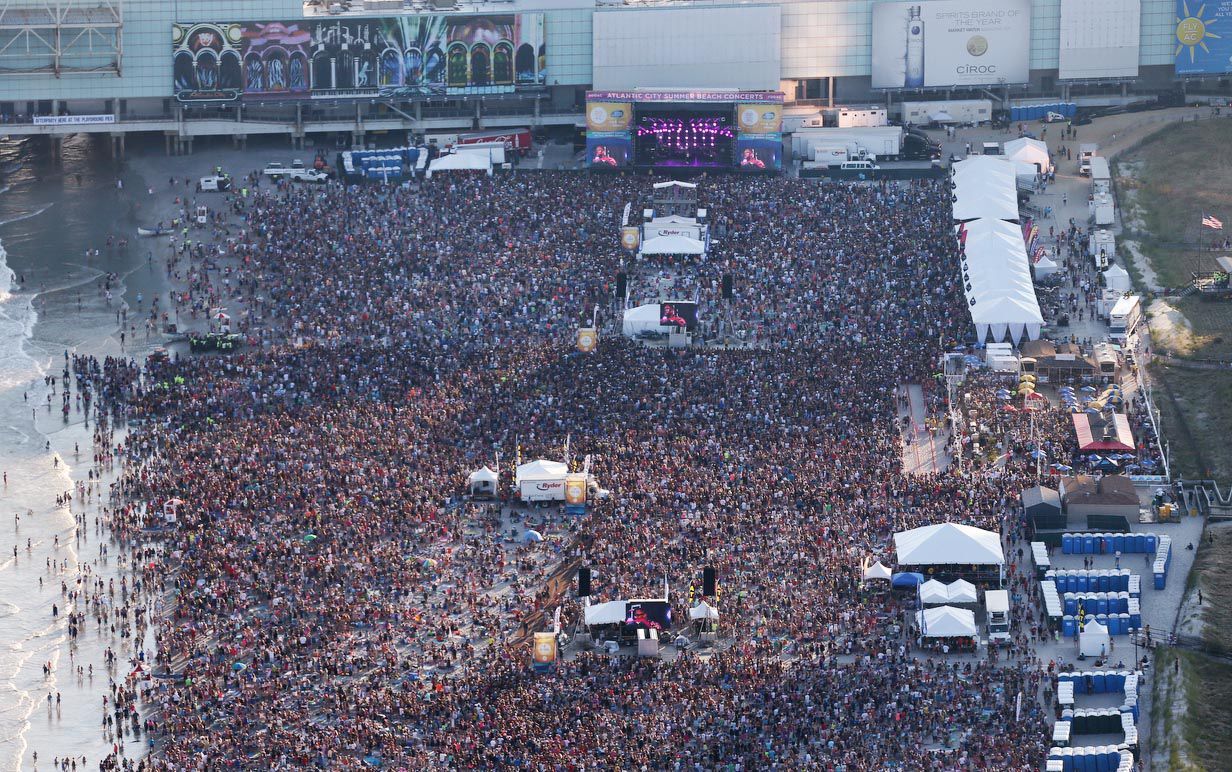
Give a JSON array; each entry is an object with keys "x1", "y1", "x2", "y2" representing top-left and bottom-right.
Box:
[
  {"x1": 805, "y1": 143, "x2": 852, "y2": 166},
  {"x1": 829, "y1": 106, "x2": 888, "y2": 128},
  {"x1": 1089, "y1": 156, "x2": 1111, "y2": 195},
  {"x1": 985, "y1": 590, "x2": 1011, "y2": 645},
  {"x1": 1088, "y1": 229, "x2": 1116, "y2": 266},
  {"x1": 901, "y1": 99, "x2": 994, "y2": 127},
  {"x1": 782, "y1": 111, "x2": 824, "y2": 133},
  {"x1": 1109, "y1": 295, "x2": 1142, "y2": 343},
  {"x1": 791, "y1": 127, "x2": 904, "y2": 161},
  {"x1": 1091, "y1": 192, "x2": 1115, "y2": 226}
]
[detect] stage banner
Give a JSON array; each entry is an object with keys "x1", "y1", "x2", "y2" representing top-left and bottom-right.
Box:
[
  {"x1": 587, "y1": 101, "x2": 633, "y2": 132},
  {"x1": 576, "y1": 328, "x2": 598, "y2": 353},
  {"x1": 565, "y1": 474, "x2": 588, "y2": 504},
  {"x1": 586, "y1": 133, "x2": 631, "y2": 168},
  {"x1": 587, "y1": 89, "x2": 783, "y2": 104},
  {"x1": 1175, "y1": 0, "x2": 1232, "y2": 74},
  {"x1": 620, "y1": 225, "x2": 641, "y2": 251},
  {"x1": 736, "y1": 103, "x2": 782, "y2": 134},
  {"x1": 173, "y1": 14, "x2": 545, "y2": 102},
  {"x1": 532, "y1": 632, "x2": 557, "y2": 672},
  {"x1": 870, "y1": 0, "x2": 1031, "y2": 89}
]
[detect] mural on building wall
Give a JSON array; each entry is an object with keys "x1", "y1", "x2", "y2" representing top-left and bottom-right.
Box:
[{"x1": 172, "y1": 14, "x2": 545, "y2": 102}]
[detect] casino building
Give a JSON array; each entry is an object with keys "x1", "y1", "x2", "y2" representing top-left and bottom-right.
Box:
[{"x1": 0, "y1": 0, "x2": 1213, "y2": 155}]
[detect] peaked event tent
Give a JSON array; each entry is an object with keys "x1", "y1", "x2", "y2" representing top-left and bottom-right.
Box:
[
  {"x1": 919, "y1": 578, "x2": 979, "y2": 604},
  {"x1": 467, "y1": 466, "x2": 498, "y2": 495},
  {"x1": 426, "y1": 151, "x2": 493, "y2": 178},
  {"x1": 915, "y1": 605, "x2": 978, "y2": 637},
  {"x1": 584, "y1": 600, "x2": 627, "y2": 626},
  {"x1": 640, "y1": 233, "x2": 705, "y2": 255},
  {"x1": 959, "y1": 217, "x2": 1043, "y2": 343},
  {"x1": 863, "y1": 560, "x2": 893, "y2": 581},
  {"x1": 946, "y1": 579, "x2": 978, "y2": 603},
  {"x1": 1079, "y1": 620, "x2": 1111, "y2": 657},
  {"x1": 1003, "y1": 137, "x2": 1053, "y2": 175},
  {"x1": 1104, "y1": 264, "x2": 1132, "y2": 292},
  {"x1": 894, "y1": 523, "x2": 1006, "y2": 566},
  {"x1": 622, "y1": 303, "x2": 668, "y2": 338},
  {"x1": 514, "y1": 459, "x2": 568, "y2": 487}
]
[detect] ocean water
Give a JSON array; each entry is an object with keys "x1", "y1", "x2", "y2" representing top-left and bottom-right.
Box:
[{"x1": 0, "y1": 135, "x2": 156, "y2": 769}]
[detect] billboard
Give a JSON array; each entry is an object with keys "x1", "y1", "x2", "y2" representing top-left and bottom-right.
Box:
[
  {"x1": 172, "y1": 15, "x2": 545, "y2": 102},
  {"x1": 736, "y1": 136, "x2": 783, "y2": 171},
  {"x1": 736, "y1": 103, "x2": 783, "y2": 134},
  {"x1": 1175, "y1": 0, "x2": 1232, "y2": 74},
  {"x1": 587, "y1": 101, "x2": 633, "y2": 132},
  {"x1": 659, "y1": 301, "x2": 698, "y2": 333},
  {"x1": 587, "y1": 90, "x2": 782, "y2": 104},
  {"x1": 870, "y1": 1, "x2": 1031, "y2": 89},
  {"x1": 1059, "y1": 0, "x2": 1140, "y2": 80},
  {"x1": 532, "y1": 632, "x2": 557, "y2": 673},
  {"x1": 586, "y1": 134, "x2": 632, "y2": 168}
]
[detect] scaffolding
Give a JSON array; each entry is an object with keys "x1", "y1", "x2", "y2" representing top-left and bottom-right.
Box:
[{"x1": 0, "y1": 0, "x2": 122, "y2": 76}]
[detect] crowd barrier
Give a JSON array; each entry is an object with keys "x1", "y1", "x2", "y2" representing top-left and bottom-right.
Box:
[{"x1": 1046, "y1": 746, "x2": 1134, "y2": 772}]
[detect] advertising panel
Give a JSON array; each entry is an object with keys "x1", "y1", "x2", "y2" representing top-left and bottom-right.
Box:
[
  {"x1": 736, "y1": 135, "x2": 783, "y2": 171},
  {"x1": 1175, "y1": 0, "x2": 1232, "y2": 74},
  {"x1": 587, "y1": 90, "x2": 783, "y2": 104},
  {"x1": 736, "y1": 102, "x2": 783, "y2": 134},
  {"x1": 870, "y1": 1, "x2": 1031, "y2": 89},
  {"x1": 173, "y1": 15, "x2": 545, "y2": 102},
  {"x1": 564, "y1": 474, "x2": 588, "y2": 504},
  {"x1": 1058, "y1": 0, "x2": 1140, "y2": 80},
  {"x1": 586, "y1": 101, "x2": 633, "y2": 132},
  {"x1": 658, "y1": 301, "x2": 698, "y2": 332},
  {"x1": 586, "y1": 134, "x2": 632, "y2": 168},
  {"x1": 620, "y1": 226, "x2": 641, "y2": 251},
  {"x1": 33, "y1": 114, "x2": 116, "y2": 126},
  {"x1": 576, "y1": 328, "x2": 598, "y2": 354},
  {"x1": 532, "y1": 632, "x2": 557, "y2": 673}
]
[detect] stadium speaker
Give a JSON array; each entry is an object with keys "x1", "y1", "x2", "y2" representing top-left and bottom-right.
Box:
[
  {"x1": 721, "y1": 274, "x2": 733, "y2": 300},
  {"x1": 578, "y1": 567, "x2": 592, "y2": 597},
  {"x1": 703, "y1": 566, "x2": 717, "y2": 597},
  {"x1": 615, "y1": 272, "x2": 628, "y2": 298}
]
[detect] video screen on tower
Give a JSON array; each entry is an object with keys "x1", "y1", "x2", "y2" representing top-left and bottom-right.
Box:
[
  {"x1": 633, "y1": 106, "x2": 735, "y2": 169},
  {"x1": 625, "y1": 601, "x2": 672, "y2": 631},
  {"x1": 659, "y1": 301, "x2": 698, "y2": 333}
]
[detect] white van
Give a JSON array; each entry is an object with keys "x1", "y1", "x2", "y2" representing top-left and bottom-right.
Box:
[
  {"x1": 985, "y1": 589, "x2": 1011, "y2": 645},
  {"x1": 839, "y1": 160, "x2": 879, "y2": 172}
]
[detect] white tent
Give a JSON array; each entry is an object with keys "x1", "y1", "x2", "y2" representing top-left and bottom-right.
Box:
[
  {"x1": 1034, "y1": 253, "x2": 1061, "y2": 278},
  {"x1": 426, "y1": 152, "x2": 493, "y2": 178},
  {"x1": 584, "y1": 600, "x2": 627, "y2": 626},
  {"x1": 953, "y1": 178, "x2": 1020, "y2": 221},
  {"x1": 1079, "y1": 620, "x2": 1111, "y2": 657},
  {"x1": 960, "y1": 219, "x2": 1043, "y2": 343},
  {"x1": 915, "y1": 605, "x2": 978, "y2": 638},
  {"x1": 919, "y1": 579, "x2": 951, "y2": 605},
  {"x1": 688, "y1": 601, "x2": 720, "y2": 620},
  {"x1": 894, "y1": 523, "x2": 1005, "y2": 566},
  {"x1": 640, "y1": 233, "x2": 705, "y2": 255},
  {"x1": 622, "y1": 303, "x2": 666, "y2": 338},
  {"x1": 863, "y1": 560, "x2": 892, "y2": 581},
  {"x1": 1104, "y1": 264, "x2": 1131, "y2": 292},
  {"x1": 1003, "y1": 137, "x2": 1053, "y2": 175},
  {"x1": 467, "y1": 466, "x2": 498, "y2": 496},
  {"x1": 947, "y1": 579, "x2": 978, "y2": 604},
  {"x1": 515, "y1": 459, "x2": 568, "y2": 487},
  {"x1": 653, "y1": 180, "x2": 697, "y2": 190}
]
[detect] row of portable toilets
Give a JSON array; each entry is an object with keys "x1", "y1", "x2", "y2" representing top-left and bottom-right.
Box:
[
  {"x1": 1046, "y1": 569, "x2": 1138, "y2": 595},
  {"x1": 1050, "y1": 671, "x2": 1140, "y2": 770},
  {"x1": 1060, "y1": 533, "x2": 1172, "y2": 589},
  {"x1": 1062, "y1": 593, "x2": 1140, "y2": 617},
  {"x1": 1062, "y1": 612, "x2": 1139, "y2": 637}
]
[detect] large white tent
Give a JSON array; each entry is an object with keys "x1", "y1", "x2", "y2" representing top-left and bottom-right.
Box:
[
  {"x1": 515, "y1": 459, "x2": 568, "y2": 488},
  {"x1": 622, "y1": 303, "x2": 666, "y2": 338},
  {"x1": 426, "y1": 151, "x2": 493, "y2": 177},
  {"x1": 918, "y1": 578, "x2": 980, "y2": 604},
  {"x1": 915, "y1": 605, "x2": 978, "y2": 638},
  {"x1": 953, "y1": 179, "x2": 1020, "y2": 221},
  {"x1": 919, "y1": 579, "x2": 952, "y2": 605},
  {"x1": 959, "y1": 218, "x2": 1043, "y2": 343},
  {"x1": 894, "y1": 523, "x2": 1005, "y2": 566},
  {"x1": 640, "y1": 233, "x2": 705, "y2": 255},
  {"x1": 1003, "y1": 137, "x2": 1053, "y2": 175}
]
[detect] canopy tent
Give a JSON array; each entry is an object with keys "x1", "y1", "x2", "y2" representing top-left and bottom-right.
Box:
[
  {"x1": 915, "y1": 605, "x2": 978, "y2": 638},
  {"x1": 426, "y1": 152, "x2": 493, "y2": 178},
  {"x1": 1073, "y1": 413, "x2": 1135, "y2": 452},
  {"x1": 688, "y1": 601, "x2": 719, "y2": 620},
  {"x1": 583, "y1": 600, "x2": 628, "y2": 626},
  {"x1": 640, "y1": 233, "x2": 705, "y2": 255},
  {"x1": 953, "y1": 180, "x2": 1019, "y2": 222},
  {"x1": 1104, "y1": 264, "x2": 1131, "y2": 292},
  {"x1": 652, "y1": 180, "x2": 697, "y2": 189},
  {"x1": 1033, "y1": 253, "x2": 1060, "y2": 278},
  {"x1": 894, "y1": 522, "x2": 1005, "y2": 566},
  {"x1": 947, "y1": 579, "x2": 978, "y2": 604},
  {"x1": 952, "y1": 155, "x2": 1021, "y2": 180},
  {"x1": 919, "y1": 579, "x2": 951, "y2": 605},
  {"x1": 959, "y1": 218, "x2": 1043, "y2": 343},
  {"x1": 1079, "y1": 620, "x2": 1111, "y2": 657},
  {"x1": 1003, "y1": 137, "x2": 1053, "y2": 175},
  {"x1": 622, "y1": 303, "x2": 667, "y2": 338},
  {"x1": 467, "y1": 466, "x2": 498, "y2": 496},
  {"x1": 515, "y1": 459, "x2": 568, "y2": 487},
  {"x1": 863, "y1": 560, "x2": 893, "y2": 581},
  {"x1": 891, "y1": 572, "x2": 925, "y2": 588}
]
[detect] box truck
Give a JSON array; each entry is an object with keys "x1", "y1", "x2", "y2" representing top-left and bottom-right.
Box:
[
  {"x1": 457, "y1": 127, "x2": 533, "y2": 157},
  {"x1": 901, "y1": 99, "x2": 994, "y2": 127},
  {"x1": 1109, "y1": 295, "x2": 1142, "y2": 344},
  {"x1": 1089, "y1": 156, "x2": 1111, "y2": 195},
  {"x1": 985, "y1": 590, "x2": 1011, "y2": 645},
  {"x1": 791, "y1": 127, "x2": 933, "y2": 161}
]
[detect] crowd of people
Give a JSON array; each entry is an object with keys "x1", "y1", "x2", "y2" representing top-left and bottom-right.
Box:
[{"x1": 63, "y1": 169, "x2": 1122, "y2": 769}]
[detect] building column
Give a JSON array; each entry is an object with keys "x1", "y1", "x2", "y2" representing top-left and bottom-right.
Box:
[
  {"x1": 474, "y1": 99, "x2": 482, "y2": 130},
  {"x1": 118, "y1": 133, "x2": 126, "y2": 159},
  {"x1": 414, "y1": 101, "x2": 422, "y2": 122},
  {"x1": 828, "y1": 77, "x2": 835, "y2": 108},
  {"x1": 165, "y1": 133, "x2": 172, "y2": 156}
]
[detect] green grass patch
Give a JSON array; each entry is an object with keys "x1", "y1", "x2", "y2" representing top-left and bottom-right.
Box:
[
  {"x1": 1177, "y1": 649, "x2": 1232, "y2": 771},
  {"x1": 1148, "y1": 365, "x2": 1232, "y2": 480}
]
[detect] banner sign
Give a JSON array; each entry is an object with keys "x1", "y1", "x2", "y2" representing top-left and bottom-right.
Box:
[
  {"x1": 173, "y1": 15, "x2": 545, "y2": 102},
  {"x1": 586, "y1": 90, "x2": 783, "y2": 104},
  {"x1": 620, "y1": 225, "x2": 641, "y2": 251},
  {"x1": 1175, "y1": 0, "x2": 1232, "y2": 74},
  {"x1": 870, "y1": 0, "x2": 1031, "y2": 88},
  {"x1": 532, "y1": 632, "x2": 557, "y2": 672},
  {"x1": 33, "y1": 114, "x2": 116, "y2": 126},
  {"x1": 736, "y1": 103, "x2": 782, "y2": 134},
  {"x1": 586, "y1": 101, "x2": 633, "y2": 132},
  {"x1": 564, "y1": 474, "x2": 588, "y2": 504}
]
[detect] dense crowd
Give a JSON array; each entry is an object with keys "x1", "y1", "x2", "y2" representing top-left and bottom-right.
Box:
[{"x1": 75, "y1": 171, "x2": 1091, "y2": 769}]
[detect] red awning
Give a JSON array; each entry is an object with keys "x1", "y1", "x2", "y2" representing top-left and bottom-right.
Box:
[{"x1": 1073, "y1": 413, "x2": 1135, "y2": 452}]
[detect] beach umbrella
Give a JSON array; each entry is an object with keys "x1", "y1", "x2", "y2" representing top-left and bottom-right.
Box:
[
  {"x1": 303, "y1": 533, "x2": 318, "y2": 543},
  {"x1": 232, "y1": 662, "x2": 247, "y2": 672},
  {"x1": 422, "y1": 558, "x2": 438, "y2": 568},
  {"x1": 1081, "y1": 385, "x2": 1098, "y2": 393},
  {"x1": 996, "y1": 392, "x2": 1012, "y2": 401},
  {"x1": 891, "y1": 572, "x2": 925, "y2": 588},
  {"x1": 1027, "y1": 392, "x2": 1048, "y2": 401},
  {"x1": 1001, "y1": 404, "x2": 1019, "y2": 412},
  {"x1": 523, "y1": 529, "x2": 544, "y2": 543}
]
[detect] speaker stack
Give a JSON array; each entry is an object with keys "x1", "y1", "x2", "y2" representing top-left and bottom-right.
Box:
[
  {"x1": 703, "y1": 565, "x2": 716, "y2": 597},
  {"x1": 577, "y1": 567, "x2": 592, "y2": 597},
  {"x1": 721, "y1": 274, "x2": 733, "y2": 300}
]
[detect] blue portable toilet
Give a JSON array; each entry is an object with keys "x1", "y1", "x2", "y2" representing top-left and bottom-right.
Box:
[
  {"x1": 1063, "y1": 534, "x2": 1075, "y2": 554},
  {"x1": 1077, "y1": 574, "x2": 1090, "y2": 592},
  {"x1": 1109, "y1": 672, "x2": 1125, "y2": 691},
  {"x1": 1064, "y1": 615, "x2": 1077, "y2": 637},
  {"x1": 1065, "y1": 594, "x2": 1078, "y2": 616},
  {"x1": 1146, "y1": 534, "x2": 1157, "y2": 553},
  {"x1": 1113, "y1": 534, "x2": 1125, "y2": 553},
  {"x1": 1130, "y1": 612, "x2": 1141, "y2": 629},
  {"x1": 1119, "y1": 612, "x2": 1131, "y2": 632},
  {"x1": 1099, "y1": 573, "x2": 1111, "y2": 592},
  {"x1": 1084, "y1": 535, "x2": 1096, "y2": 554},
  {"x1": 1154, "y1": 571, "x2": 1166, "y2": 590}
]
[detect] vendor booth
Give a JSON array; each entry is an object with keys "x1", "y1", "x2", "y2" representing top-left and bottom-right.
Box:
[
  {"x1": 467, "y1": 466, "x2": 498, "y2": 498},
  {"x1": 514, "y1": 459, "x2": 569, "y2": 503}
]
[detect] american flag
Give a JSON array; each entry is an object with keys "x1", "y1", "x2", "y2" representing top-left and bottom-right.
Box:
[{"x1": 1203, "y1": 213, "x2": 1224, "y2": 230}]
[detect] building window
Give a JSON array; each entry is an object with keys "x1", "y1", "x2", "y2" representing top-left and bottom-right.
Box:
[{"x1": 795, "y1": 78, "x2": 824, "y2": 101}]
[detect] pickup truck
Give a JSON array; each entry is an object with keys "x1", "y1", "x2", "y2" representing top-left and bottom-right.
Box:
[{"x1": 287, "y1": 168, "x2": 329, "y2": 183}]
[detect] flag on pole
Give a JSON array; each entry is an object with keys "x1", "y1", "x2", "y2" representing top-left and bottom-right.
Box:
[{"x1": 1202, "y1": 213, "x2": 1224, "y2": 230}]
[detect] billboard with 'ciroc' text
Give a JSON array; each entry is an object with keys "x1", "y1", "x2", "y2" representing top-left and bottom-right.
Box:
[{"x1": 870, "y1": 0, "x2": 1031, "y2": 89}]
